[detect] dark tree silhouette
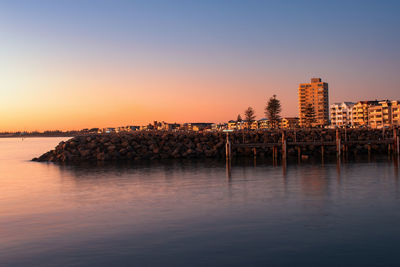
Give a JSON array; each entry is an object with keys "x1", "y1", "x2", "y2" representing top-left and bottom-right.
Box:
[
  {"x1": 237, "y1": 114, "x2": 242, "y2": 122},
  {"x1": 265, "y1": 94, "x2": 282, "y2": 129},
  {"x1": 304, "y1": 103, "x2": 316, "y2": 128},
  {"x1": 244, "y1": 107, "x2": 256, "y2": 129}
]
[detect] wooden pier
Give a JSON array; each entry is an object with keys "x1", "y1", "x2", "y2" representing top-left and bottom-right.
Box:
[{"x1": 225, "y1": 128, "x2": 400, "y2": 161}]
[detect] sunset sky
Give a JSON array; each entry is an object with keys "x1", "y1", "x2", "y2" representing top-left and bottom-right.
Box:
[{"x1": 1, "y1": 0, "x2": 400, "y2": 131}]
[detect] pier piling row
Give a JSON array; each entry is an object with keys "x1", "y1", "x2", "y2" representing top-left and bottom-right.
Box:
[{"x1": 226, "y1": 128, "x2": 400, "y2": 161}]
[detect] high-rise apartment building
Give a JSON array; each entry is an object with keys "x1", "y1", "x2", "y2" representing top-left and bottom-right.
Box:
[
  {"x1": 330, "y1": 102, "x2": 355, "y2": 127},
  {"x1": 298, "y1": 78, "x2": 329, "y2": 127}
]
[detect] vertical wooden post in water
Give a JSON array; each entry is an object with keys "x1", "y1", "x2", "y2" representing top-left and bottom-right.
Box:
[
  {"x1": 272, "y1": 146, "x2": 275, "y2": 166},
  {"x1": 336, "y1": 128, "x2": 341, "y2": 159},
  {"x1": 226, "y1": 157, "x2": 232, "y2": 179},
  {"x1": 321, "y1": 145, "x2": 325, "y2": 162},
  {"x1": 394, "y1": 128, "x2": 398, "y2": 157},
  {"x1": 395, "y1": 128, "x2": 399, "y2": 158},
  {"x1": 225, "y1": 132, "x2": 231, "y2": 160},
  {"x1": 397, "y1": 134, "x2": 400, "y2": 159},
  {"x1": 368, "y1": 144, "x2": 371, "y2": 160},
  {"x1": 297, "y1": 146, "x2": 301, "y2": 163},
  {"x1": 281, "y1": 131, "x2": 287, "y2": 162}
]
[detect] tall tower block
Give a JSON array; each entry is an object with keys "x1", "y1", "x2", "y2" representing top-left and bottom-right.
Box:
[{"x1": 298, "y1": 78, "x2": 329, "y2": 127}]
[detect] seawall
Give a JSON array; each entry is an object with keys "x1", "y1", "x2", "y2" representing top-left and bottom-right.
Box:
[{"x1": 32, "y1": 129, "x2": 398, "y2": 163}]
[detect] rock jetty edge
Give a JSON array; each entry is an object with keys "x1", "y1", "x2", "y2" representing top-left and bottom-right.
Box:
[{"x1": 32, "y1": 129, "x2": 396, "y2": 163}]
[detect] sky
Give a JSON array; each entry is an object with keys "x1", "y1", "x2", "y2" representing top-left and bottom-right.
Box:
[{"x1": 1, "y1": 0, "x2": 400, "y2": 131}]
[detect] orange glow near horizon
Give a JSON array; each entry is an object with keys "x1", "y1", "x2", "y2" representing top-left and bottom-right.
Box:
[
  {"x1": 1, "y1": 1, "x2": 400, "y2": 132},
  {"x1": 1, "y1": 61, "x2": 303, "y2": 131}
]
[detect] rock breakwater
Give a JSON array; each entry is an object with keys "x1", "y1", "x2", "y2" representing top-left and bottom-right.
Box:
[{"x1": 32, "y1": 129, "x2": 397, "y2": 163}]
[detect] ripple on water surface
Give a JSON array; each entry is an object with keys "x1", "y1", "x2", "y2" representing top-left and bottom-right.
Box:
[{"x1": 1, "y1": 137, "x2": 400, "y2": 266}]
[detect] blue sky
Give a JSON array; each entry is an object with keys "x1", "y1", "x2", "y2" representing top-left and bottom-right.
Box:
[{"x1": 1, "y1": 0, "x2": 400, "y2": 130}]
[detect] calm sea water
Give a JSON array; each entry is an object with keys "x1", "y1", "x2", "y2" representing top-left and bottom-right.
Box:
[{"x1": 1, "y1": 137, "x2": 400, "y2": 267}]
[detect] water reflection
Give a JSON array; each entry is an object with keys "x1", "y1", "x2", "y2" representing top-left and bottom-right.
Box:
[{"x1": 2, "y1": 138, "x2": 400, "y2": 267}]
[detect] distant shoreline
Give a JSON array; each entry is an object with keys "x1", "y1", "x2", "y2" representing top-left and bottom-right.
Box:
[{"x1": 0, "y1": 134, "x2": 76, "y2": 138}]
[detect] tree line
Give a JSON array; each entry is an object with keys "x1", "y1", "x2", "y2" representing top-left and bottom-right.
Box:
[{"x1": 237, "y1": 95, "x2": 316, "y2": 129}]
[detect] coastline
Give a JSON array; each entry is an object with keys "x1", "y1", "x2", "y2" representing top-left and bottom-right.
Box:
[{"x1": 32, "y1": 129, "x2": 399, "y2": 163}]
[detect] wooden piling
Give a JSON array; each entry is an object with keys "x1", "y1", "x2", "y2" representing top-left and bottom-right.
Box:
[
  {"x1": 226, "y1": 157, "x2": 232, "y2": 179},
  {"x1": 336, "y1": 128, "x2": 341, "y2": 158},
  {"x1": 272, "y1": 146, "x2": 277, "y2": 166},
  {"x1": 397, "y1": 132, "x2": 399, "y2": 158},
  {"x1": 397, "y1": 136, "x2": 400, "y2": 158},
  {"x1": 368, "y1": 144, "x2": 371, "y2": 160},
  {"x1": 282, "y1": 131, "x2": 287, "y2": 161},
  {"x1": 321, "y1": 145, "x2": 325, "y2": 164},
  {"x1": 394, "y1": 128, "x2": 399, "y2": 157},
  {"x1": 225, "y1": 132, "x2": 231, "y2": 160},
  {"x1": 297, "y1": 146, "x2": 301, "y2": 163}
]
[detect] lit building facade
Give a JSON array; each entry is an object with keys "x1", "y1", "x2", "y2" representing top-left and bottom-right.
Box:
[
  {"x1": 281, "y1": 117, "x2": 300, "y2": 128},
  {"x1": 351, "y1": 101, "x2": 378, "y2": 127},
  {"x1": 298, "y1": 78, "x2": 329, "y2": 127},
  {"x1": 368, "y1": 100, "x2": 393, "y2": 129},
  {"x1": 330, "y1": 102, "x2": 355, "y2": 127},
  {"x1": 258, "y1": 118, "x2": 269, "y2": 129},
  {"x1": 392, "y1": 101, "x2": 400, "y2": 126}
]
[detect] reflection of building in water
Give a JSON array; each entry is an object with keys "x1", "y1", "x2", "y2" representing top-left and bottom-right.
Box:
[
  {"x1": 301, "y1": 167, "x2": 329, "y2": 196},
  {"x1": 299, "y1": 166, "x2": 333, "y2": 215}
]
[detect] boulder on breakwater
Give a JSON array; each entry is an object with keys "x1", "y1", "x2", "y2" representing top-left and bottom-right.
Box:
[{"x1": 32, "y1": 129, "x2": 396, "y2": 163}]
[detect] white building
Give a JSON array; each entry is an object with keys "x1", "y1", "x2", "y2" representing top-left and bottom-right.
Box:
[{"x1": 330, "y1": 102, "x2": 355, "y2": 127}]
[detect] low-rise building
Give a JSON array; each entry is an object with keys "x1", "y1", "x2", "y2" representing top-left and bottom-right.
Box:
[
  {"x1": 103, "y1": 127, "x2": 116, "y2": 133},
  {"x1": 392, "y1": 101, "x2": 400, "y2": 126},
  {"x1": 211, "y1": 123, "x2": 227, "y2": 131},
  {"x1": 368, "y1": 100, "x2": 393, "y2": 129},
  {"x1": 352, "y1": 101, "x2": 379, "y2": 127},
  {"x1": 228, "y1": 120, "x2": 238, "y2": 130},
  {"x1": 281, "y1": 117, "x2": 300, "y2": 128},
  {"x1": 258, "y1": 118, "x2": 269, "y2": 129},
  {"x1": 182, "y1": 123, "x2": 213, "y2": 131},
  {"x1": 250, "y1": 121, "x2": 259, "y2": 130},
  {"x1": 330, "y1": 102, "x2": 355, "y2": 128}
]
